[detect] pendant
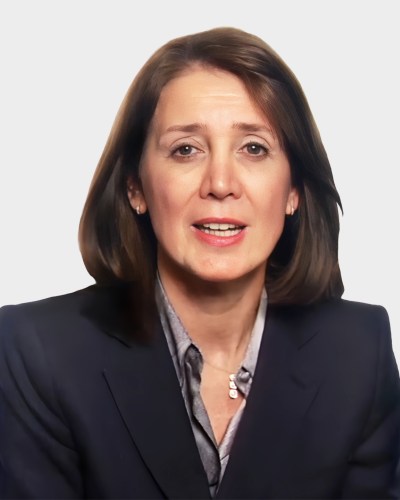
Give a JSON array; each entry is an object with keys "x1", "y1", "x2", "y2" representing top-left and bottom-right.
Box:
[{"x1": 229, "y1": 374, "x2": 238, "y2": 399}]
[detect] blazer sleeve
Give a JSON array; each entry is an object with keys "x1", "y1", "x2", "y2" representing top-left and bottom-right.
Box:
[
  {"x1": 0, "y1": 305, "x2": 84, "y2": 498},
  {"x1": 341, "y1": 306, "x2": 400, "y2": 498}
]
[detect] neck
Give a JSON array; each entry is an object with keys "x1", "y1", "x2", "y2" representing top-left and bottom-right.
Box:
[{"x1": 158, "y1": 263, "x2": 265, "y2": 367}]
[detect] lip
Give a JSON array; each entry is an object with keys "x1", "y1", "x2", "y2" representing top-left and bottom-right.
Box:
[
  {"x1": 193, "y1": 217, "x2": 247, "y2": 226},
  {"x1": 191, "y1": 218, "x2": 247, "y2": 247}
]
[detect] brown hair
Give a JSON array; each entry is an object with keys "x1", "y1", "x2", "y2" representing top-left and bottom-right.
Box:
[{"x1": 79, "y1": 27, "x2": 343, "y2": 330}]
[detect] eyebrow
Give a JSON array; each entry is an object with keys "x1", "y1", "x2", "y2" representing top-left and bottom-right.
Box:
[
  {"x1": 164, "y1": 122, "x2": 274, "y2": 136},
  {"x1": 232, "y1": 122, "x2": 274, "y2": 136},
  {"x1": 165, "y1": 123, "x2": 206, "y2": 133}
]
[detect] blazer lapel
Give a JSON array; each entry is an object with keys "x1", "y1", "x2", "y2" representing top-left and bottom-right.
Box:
[
  {"x1": 104, "y1": 320, "x2": 211, "y2": 499},
  {"x1": 217, "y1": 304, "x2": 322, "y2": 499},
  {"x1": 82, "y1": 285, "x2": 210, "y2": 499}
]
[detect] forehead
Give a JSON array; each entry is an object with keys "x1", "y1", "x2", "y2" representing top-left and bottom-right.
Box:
[
  {"x1": 161, "y1": 65, "x2": 246, "y2": 97},
  {"x1": 152, "y1": 65, "x2": 270, "y2": 126}
]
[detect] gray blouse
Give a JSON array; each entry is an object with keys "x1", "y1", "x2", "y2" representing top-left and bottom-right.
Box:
[{"x1": 156, "y1": 276, "x2": 267, "y2": 496}]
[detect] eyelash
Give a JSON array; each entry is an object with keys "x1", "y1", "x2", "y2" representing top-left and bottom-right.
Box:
[
  {"x1": 170, "y1": 141, "x2": 269, "y2": 159},
  {"x1": 171, "y1": 144, "x2": 199, "y2": 158},
  {"x1": 241, "y1": 142, "x2": 269, "y2": 157}
]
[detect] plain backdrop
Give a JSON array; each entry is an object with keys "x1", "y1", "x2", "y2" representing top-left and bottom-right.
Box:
[{"x1": 1, "y1": 1, "x2": 399, "y2": 359}]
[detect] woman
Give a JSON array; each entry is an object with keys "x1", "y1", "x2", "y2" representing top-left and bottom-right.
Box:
[{"x1": 0, "y1": 27, "x2": 399, "y2": 499}]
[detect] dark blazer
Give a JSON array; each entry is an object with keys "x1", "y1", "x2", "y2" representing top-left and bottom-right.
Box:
[{"x1": 0, "y1": 284, "x2": 399, "y2": 499}]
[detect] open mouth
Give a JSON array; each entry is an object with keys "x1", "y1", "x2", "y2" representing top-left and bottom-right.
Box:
[{"x1": 193, "y1": 222, "x2": 246, "y2": 237}]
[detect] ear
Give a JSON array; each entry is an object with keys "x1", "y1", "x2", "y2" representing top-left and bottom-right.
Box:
[
  {"x1": 285, "y1": 187, "x2": 299, "y2": 216},
  {"x1": 127, "y1": 177, "x2": 148, "y2": 215}
]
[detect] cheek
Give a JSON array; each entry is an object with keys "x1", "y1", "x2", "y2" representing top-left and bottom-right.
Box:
[
  {"x1": 141, "y1": 172, "x2": 185, "y2": 232},
  {"x1": 256, "y1": 181, "x2": 290, "y2": 235},
  {"x1": 255, "y1": 174, "x2": 291, "y2": 212}
]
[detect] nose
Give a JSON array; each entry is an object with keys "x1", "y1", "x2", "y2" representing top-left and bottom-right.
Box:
[{"x1": 199, "y1": 151, "x2": 242, "y2": 200}]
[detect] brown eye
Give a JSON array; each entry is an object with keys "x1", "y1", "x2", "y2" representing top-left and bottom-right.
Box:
[
  {"x1": 174, "y1": 145, "x2": 195, "y2": 156},
  {"x1": 170, "y1": 143, "x2": 203, "y2": 162},
  {"x1": 245, "y1": 143, "x2": 268, "y2": 155}
]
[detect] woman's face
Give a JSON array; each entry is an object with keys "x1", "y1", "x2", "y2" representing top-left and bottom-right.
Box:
[{"x1": 132, "y1": 66, "x2": 298, "y2": 286}]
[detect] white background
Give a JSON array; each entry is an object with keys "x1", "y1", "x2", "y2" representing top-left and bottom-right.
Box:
[{"x1": 1, "y1": 1, "x2": 399, "y2": 359}]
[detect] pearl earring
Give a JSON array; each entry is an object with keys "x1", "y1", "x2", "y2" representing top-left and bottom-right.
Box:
[{"x1": 136, "y1": 205, "x2": 141, "y2": 215}]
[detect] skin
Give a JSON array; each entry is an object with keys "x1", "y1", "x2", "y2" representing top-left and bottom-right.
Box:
[{"x1": 128, "y1": 66, "x2": 298, "y2": 442}]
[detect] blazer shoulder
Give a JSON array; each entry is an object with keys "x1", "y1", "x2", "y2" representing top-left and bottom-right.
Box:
[
  {"x1": 308, "y1": 298, "x2": 393, "y2": 356},
  {"x1": 0, "y1": 283, "x2": 143, "y2": 358},
  {"x1": 0, "y1": 286, "x2": 90, "y2": 351},
  {"x1": 0, "y1": 285, "x2": 97, "y2": 330},
  {"x1": 273, "y1": 297, "x2": 389, "y2": 330},
  {"x1": 327, "y1": 297, "x2": 388, "y2": 314},
  {"x1": 271, "y1": 298, "x2": 392, "y2": 354},
  {"x1": 320, "y1": 297, "x2": 390, "y2": 330},
  {"x1": 0, "y1": 281, "x2": 135, "y2": 321}
]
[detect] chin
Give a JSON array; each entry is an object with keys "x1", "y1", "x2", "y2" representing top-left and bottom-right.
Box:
[
  {"x1": 189, "y1": 262, "x2": 265, "y2": 286},
  {"x1": 158, "y1": 250, "x2": 267, "y2": 287},
  {"x1": 195, "y1": 272, "x2": 244, "y2": 284}
]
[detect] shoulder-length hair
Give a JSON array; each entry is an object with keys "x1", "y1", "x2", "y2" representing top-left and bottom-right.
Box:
[{"x1": 79, "y1": 26, "x2": 343, "y2": 330}]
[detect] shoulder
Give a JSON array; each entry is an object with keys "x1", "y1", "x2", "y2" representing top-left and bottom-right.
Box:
[
  {"x1": 0, "y1": 286, "x2": 97, "y2": 344},
  {"x1": 272, "y1": 299, "x2": 399, "y2": 411},
  {"x1": 323, "y1": 297, "x2": 388, "y2": 319},
  {"x1": 0, "y1": 284, "x2": 140, "y2": 407},
  {"x1": 0, "y1": 286, "x2": 88, "y2": 362},
  {"x1": 318, "y1": 299, "x2": 392, "y2": 358},
  {"x1": 304, "y1": 297, "x2": 388, "y2": 321},
  {"x1": 312, "y1": 300, "x2": 394, "y2": 378},
  {"x1": 316, "y1": 298, "x2": 391, "y2": 343},
  {"x1": 316, "y1": 298, "x2": 390, "y2": 335},
  {"x1": 0, "y1": 283, "x2": 135, "y2": 328},
  {"x1": 272, "y1": 297, "x2": 390, "y2": 332},
  {"x1": 270, "y1": 298, "x2": 392, "y2": 362},
  {"x1": 284, "y1": 297, "x2": 390, "y2": 334},
  {"x1": 0, "y1": 284, "x2": 101, "y2": 321},
  {"x1": 0, "y1": 284, "x2": 132, "y2": 363}
]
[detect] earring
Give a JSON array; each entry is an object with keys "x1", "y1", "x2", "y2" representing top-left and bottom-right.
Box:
[
  {"x1": 291, "y1": 205, "x2": 295, "y2": 216},
  {"x1": 136, "y1": 205, "x2": 141, "y2": 215}
]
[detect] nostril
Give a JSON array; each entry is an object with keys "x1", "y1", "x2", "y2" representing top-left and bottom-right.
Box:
[{"x1": 199, "y1": 168, "x2": 242, "y2": 200}]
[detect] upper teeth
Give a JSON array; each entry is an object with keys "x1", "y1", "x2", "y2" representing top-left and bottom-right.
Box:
[{"x1": 201, "y1": 223, "x2": 239, "y2": 230}]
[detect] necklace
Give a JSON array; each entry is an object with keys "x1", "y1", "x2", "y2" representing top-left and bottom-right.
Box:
[{"x1": 203, "y1": 359, "x2": 240, "y2": 399}]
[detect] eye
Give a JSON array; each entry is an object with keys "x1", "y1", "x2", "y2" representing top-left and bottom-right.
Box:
[
  {"x1": 243, "y1": 142, "x2": 269, "y2": 156},
  {"x1": 171, "y1": 144, "x2": 199, "y2": 158}
]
